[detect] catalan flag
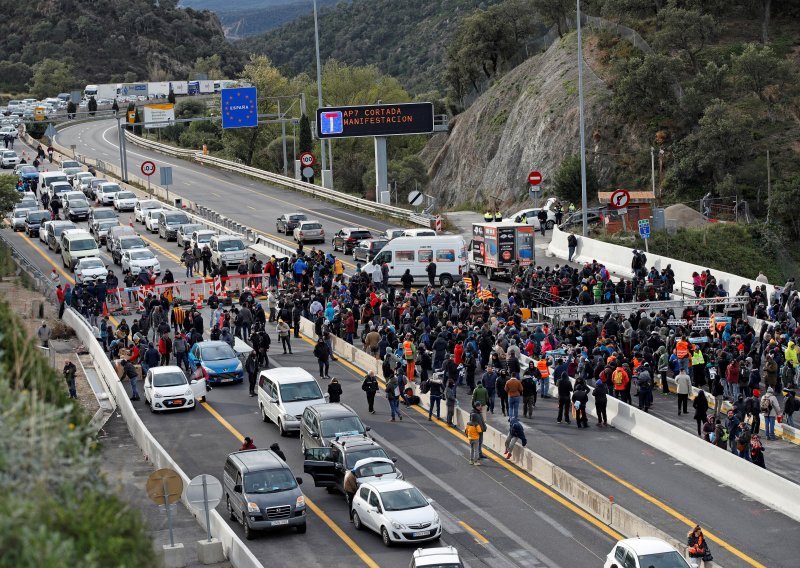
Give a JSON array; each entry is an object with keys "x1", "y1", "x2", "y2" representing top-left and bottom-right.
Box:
[
  {"x1": 463, "y1": 276, "x2": 473, "y2": 290},
  {"x1": 478, "y1": 288, "x2": 494, "y2": 300}
]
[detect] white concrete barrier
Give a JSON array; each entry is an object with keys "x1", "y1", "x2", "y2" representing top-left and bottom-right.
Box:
[{"x1": 64, "y1": 309, "x2": 263, "y2": 568}]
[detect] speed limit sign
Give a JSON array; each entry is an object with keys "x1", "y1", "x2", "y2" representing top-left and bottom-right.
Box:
[
  {"x1": 141, "y1": 161, "x2": 156, "y2": 177},
  {"x1": 299, "y1": 152, "x2": 316, "y2": 168}
]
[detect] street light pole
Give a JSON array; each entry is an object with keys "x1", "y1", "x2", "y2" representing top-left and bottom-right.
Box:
[
  {"x1": 313, "y1": 0, "x2": 327, "y2": 174},
  {"x1": 577, "y1": 0, "x2": 588, "y2": 237}
]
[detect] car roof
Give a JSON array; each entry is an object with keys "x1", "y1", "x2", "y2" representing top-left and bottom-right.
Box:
[
  {"x1": 298, "y1": 219, "x2": 321, "y2": 225},
  {"x1": 362, "y1": 479, "x2": 414, "y2": 493},
  {"x1": 309, "y1": 402, "x2": 358, "y2": 418},
  {"x1": 200, "y1": 340, "x2": 234, "y2": 350},
  {"x1": 618, "y1": 537, "x2": 678, "y2": 555},
  {"x1": 335, "y1": 435, "x2": 381, "y2": 451},
  {"x1": 284, "y1": 212, "x2": 306, "y2": 217},
  {"x1": 259, "y1": 367, "x2": 316, "y2": 384},
  {"x1": 150, "y1": 365, "x2": 184, "y2": 375},
  {"x1": 412, "y1": 546, "x2": 460, "y2": 564},
  {"x1": 213, "y1": 234, "x2": 242, "y2": 240},
  {"x1": 230, "y1": 449, "x2": 286, "y2": 473}
]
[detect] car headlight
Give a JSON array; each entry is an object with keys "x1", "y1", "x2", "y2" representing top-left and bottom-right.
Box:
[
  {"x1": 235, "y1": 362, "x2": 243, "y2": 372},
  {"x1": 295, "y1": 496, "x2": 305, "y2": 509},
  {"x1": 281, "y1": 413, "x2": 293, "y2": 422},
  {"x1": 184, "y1": 388, "x2": 193, "y2": 396},
  {"x1": 391, "y1": 520, "x2": 405, "y2": 530},
  {"x1": 154, "y1": 393, "x2": 162, "y2": 399},
  {"x1": 247, "y1": 502, "x2": 260, "y2": 513},
  {"x1": 432, "y1": 512, "x2": 439, "y2": 525}
]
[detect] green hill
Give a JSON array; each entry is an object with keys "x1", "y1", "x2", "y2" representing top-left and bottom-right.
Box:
[
  {"x1": 0, "y1": 0, "x2": 242, "y2": 95},
  {"x1": 238, "y1": 0, "x2": 510, "y2": 94}
]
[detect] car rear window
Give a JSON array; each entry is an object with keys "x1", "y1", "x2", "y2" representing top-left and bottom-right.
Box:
[
  {"x1": 301, "y1": 223, "x2": 322, "y2": 230},
  {"x1": 351, "y1": 231, "x2": 371, "y2": 239},
  {"x1": 289, "y1": 214, "x2": 307, "y2": 222}
]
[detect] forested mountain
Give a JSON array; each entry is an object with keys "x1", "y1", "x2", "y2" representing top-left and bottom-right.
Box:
[
  {"x1": 180, "y1": 0, "x2": 342, "y2": 38},
  {"x1": 238, "y1": 0, "x2": 510, "y2": 94},
  {"x1": 0, "y1": 0, "x2": 242, "y2": 94}
]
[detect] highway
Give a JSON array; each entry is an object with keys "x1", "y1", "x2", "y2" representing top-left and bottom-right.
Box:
[{"x1": 22, "y1": 123, "x2": 798, "y2": 567}]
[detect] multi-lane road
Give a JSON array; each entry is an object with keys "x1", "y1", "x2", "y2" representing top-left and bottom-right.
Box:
[{"x1": 4, "y1": 121, "x2": 794, "y2": 567}]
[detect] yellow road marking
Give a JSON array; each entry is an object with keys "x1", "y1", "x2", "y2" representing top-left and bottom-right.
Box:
[
  {"x1": 139, "y1": 233, "x2": 182, "y2": 263},
  {"x1": 296, "y1": 334, "x2": 624, "y2": 542},
  {"x1": 21, "y1": 233, "x2": 75, "y2": 285},
  {"x1": 199, "y1": 400, "x2": 379, "y2": 568},
  {"x1": 458, "y1": 521, "x2": 489, "y2": 544}
]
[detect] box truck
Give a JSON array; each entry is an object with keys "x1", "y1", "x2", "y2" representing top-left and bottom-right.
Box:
[
  {"x1": 468, "y1": 222, "x2": 535, "y2": 280},
  {"x1": 147, "y1": 82, "x2": 171, "y2": 99}
]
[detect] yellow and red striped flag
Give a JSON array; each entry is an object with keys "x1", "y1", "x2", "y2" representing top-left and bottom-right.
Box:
[{"x1": 463, "y1": 276, "x2": 473, "y2": 290}]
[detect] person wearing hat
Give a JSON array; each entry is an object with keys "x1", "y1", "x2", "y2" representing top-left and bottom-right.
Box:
[
  {"x1": 37, "y1": 321, "x2": 51, "y2": 348},
  {"x1": 592, "y1": 378, "x2": 609, "y2": 426},
  {"x1": 63, "y1": 359, "x2": 77, "y2": 399}
]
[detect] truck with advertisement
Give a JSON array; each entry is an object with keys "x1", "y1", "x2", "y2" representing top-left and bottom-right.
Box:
[
  {"x1": 118, "y1": 83, "x2": 148, "y2": 98},
  {"x1": 170, "y1": 81, "x2": 189, "y2": 96},
  {"x1": 147, "y1": 82, "x2": 171, "y2": 99},
  {"x1": 468, "y1": 222, "x2": 535, "y2": 281},
  {"x1": 188, "y1": 80, "x2": 215, "y2": 95}
]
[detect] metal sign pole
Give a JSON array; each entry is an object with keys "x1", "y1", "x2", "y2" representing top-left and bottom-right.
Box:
[
  {"x1": 147, "y1": 176, "x2": 151, "y2": 198},
  {"x1": 202, "y1": 475, "x2": 212, "y2": 542},
  {"x1": 162, "y1": 477, "x2": 175, "y2": 546}
]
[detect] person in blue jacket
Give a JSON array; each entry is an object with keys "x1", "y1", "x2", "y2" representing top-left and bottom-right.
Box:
[{"x1": 503, "y1": 417, "x2": 527, "y2": 459}]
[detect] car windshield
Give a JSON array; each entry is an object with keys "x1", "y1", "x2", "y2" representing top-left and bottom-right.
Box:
[
  {"x1": 153, "y1": 372, "x2": 187, "y2": 388},
  {"x1": 98, "y1": 220, "x2": 119, "y2": 229},
  {"x1": 47, "y1": 176, "x2": 68, "y2": 185},
  {"x1": 196, "y1": 233, "x2": 213, "y2": 243},
  {"x1": 370, "y1": 240, "x2": 388, "y2": 250},
  {"x1": 64, "y1": 167, "x2": 82, "y2": 175},
  {"x1": 637, "y1": 551, "x2": 691, "y2": 568},
  {"x1": 166, "y1": 214, "x2": 189, "y2": 225},
  {"x1": 346, "y1": 448, "x2": 389, "y2": 469},
  {"x1": 53, "y1": 225, "x2": 75, "y2": 236},
  {"x1": 80, "y1": 259, "x2": 105, "y2": 269},
  {"x1": 129, "y1": 250, "x2": 154, "y2": 260},
  {"x1": 102, "y1": 185, "x2": 120, "y2": 193},
  {"x1": 201, "y1": 344, "x2": 235, "y2": 361},
  {"x1": 380, "y1": 487, "x2": 428, "y2": 511},
  {"x1": 279, "y1": 381, "x2": 323, "y2": 403},
  {"x1": 181, "y1": 224, "x2": 202, "y2": 234},
  {"x1": 300, "y1": 223, "x2": 322, "y2": 230},
  {"x1": 351, "y1": 231, "x2": 371, "y2": 239},
  {"x1": 69, "y1": 199, "x2": 89, "y2": 208},
  {"x1": 117, "y1": 192, "x2": 136, "y2": 199},
  {"x1": 93, "y1": 210, "x2": 116, "y2": 220},
  {"x1": 62, "y1": 161, "x2": 80, "y2": 168},
  {"x1": 243, "y1": 469, "x2": 297, "y2": 494},
  {"x1": 120, "y1": 238, "x2": 145, "y2": 249},
  {"x1": 355, "y1": 461, "x2": 395, "y2": 478},
  {"x1": 27, "y1": 212, "x2": 50, "y2": 222},
  {"x1": 320, "y1": 416, "x2": 365, "y2": 438},
  {"x1": 70, "y1": 239, "x2": 96, "y2": 251},
  {"x1": 218, "y1": 240, "x2": 244, "y2": 251},
  {"x1": 141, "y1": 201, "x2": 160, "y2": 210},
  {"x1": 20, "y1": 166, "x2": 37, "y2": 175},
  {"x1": 13, "y1": 210, "x2": 27, "y2": 218},
  {"x1": 288, "y1": 214, "x2": 307, "y2": 222}
]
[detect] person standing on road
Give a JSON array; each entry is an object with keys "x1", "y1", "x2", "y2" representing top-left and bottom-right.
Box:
[
  {"x1": 201, "y1": 245, "x2": 212, "y2": 277},
  {"x1": 402, "y1": 334, "x2": 417, "y2": 383},
  {"x1": 362, "y1": 371, "x2": 379, "y2": 414},
  {"x1": 470, "y1": 401, "x2": 487, "y2": 460},
  {"x1": 505, "y1": 373, "x2": 523, "y2": 420},
  {"x1": 400, "y1": 269, "x2": 414, "y2": 292},
  {"x1": 521, "y1": 369, "x2": 537, "y2": 419},
  {"x1": 686, "y1": 525, "x2": 712, "y2": 568},
  {"x1": 676, "y1": 368, "x2": 691, "y2": 415},
  {"x1": 445, "y1": 378, "x2": 457, "y2": 427},
  {"x1": 277, "y1": 319, "x2": 292, "y2": 354},
  {"x1": 593, "y1": 379, "x2": 608, "y2": 426},
  {"x1": 314, "y1": 337, "x2": 331, "y2": 379},
  {"x1": 181, "y1": 248, "x2": 195, "y2": 278},
  {"x1": 122, "y1": 359, "x2": 141, "y2": 401},
  {"x1": 692, "y1": 389, "x2": 710, "y2": 436},
  {"x1": 344, "y1": 468, "x2": 358, "y2": 520},
  {"x1": 173, "y1": 333, "x2": 189, "y2": 372},
  {"x1": 761, "y1": 387, "x2": 781, "y2": 440},
  {"x1": 37, "y1": 321, "x2": 51, "y2": 348},
  {"x1": 426, "y1": 261, "x2": 437, "y2": 287},
  {"x1": 328, "y1": 377, "x2": 343, "y2": 403},
  {"x1": 536, "y1": 209, "x2": 547, "y2": 236},
  {"x1": 556, "y1": 372, "x2": 573, "y2": 424},
  {"x1": 425, "y1": 373, "x2": 443, "y2": 421},
  {"x1": 63, "y1": 359, "x2": 77, "y2": 399},
  {"x1": 572, "y1": 378, "x2": 590, "y2": 428},
  {"x1": 385, "y1": 376, "x2": 401, "y2": 421},
  {"x1": 465, "y1": 417, "x2": 482, "y2": 466},
  {"x1": 567, "y1": 233, "x2": 578, "y2": 262},
  {"x1": 245, "y1": 351, "x2": 259, "y2": 397}
]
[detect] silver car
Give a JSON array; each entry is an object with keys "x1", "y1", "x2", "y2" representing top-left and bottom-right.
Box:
[
  {"x1": 11, "y1": 207, "x2": 34, "y2": 231},
  {"x1": 293, "y1": 220, "x2": 325, "y2": 244}
]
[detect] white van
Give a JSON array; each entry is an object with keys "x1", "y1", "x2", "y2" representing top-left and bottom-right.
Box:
[
  {"x1": 363, "y1": 235, "x2": 466, "y2": 287},
  {"x1": 257, "y1": 367, "x2": 327, "y2": 436},
  {"x1": 209, "y1": 235, "x2": 246, "y2": 269},
  {"x1": 40, "y1": 171, "x2": 69, "y2": 192},
  {"x1": 60, "y1": 229, "x2": 100, "y2": 270},
  {"x1": 402, "y1": 228, "x2": 436, "y2": 237}
]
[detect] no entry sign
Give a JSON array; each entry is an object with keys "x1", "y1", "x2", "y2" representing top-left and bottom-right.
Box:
[{"x1": 528, "y1": 171, "x2": 542, "y2": 186}]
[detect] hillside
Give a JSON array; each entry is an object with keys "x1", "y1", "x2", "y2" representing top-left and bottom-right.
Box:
[
  {"x1": 179, "y1": 0, "x2": 342, "y2": 38},
  {"x1": 0, "y1": 0, "x2": 242, "y2": 94},
  {"x1": 238, "y1": 0, "x2": 507, "y2": 94}
]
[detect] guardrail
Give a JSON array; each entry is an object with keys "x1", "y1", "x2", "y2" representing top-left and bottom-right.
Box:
[{"x1": 122, "y1": 130, "x2": 433, "y2": 227}]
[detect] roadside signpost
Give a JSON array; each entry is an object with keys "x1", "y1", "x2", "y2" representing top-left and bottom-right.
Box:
[
  {"x1": 220, "y1": 87, "x2": 258, "y2": 129},
  {"x1": 638, "y1": 218, "x2": 650, "y2": 252},
  {"x1": 299, "y1": 152, "x2": 316, "y2": 167},
  {"x1": 528, "y1": 170, "x2": 542, "y2": 186},
  {"x1": 141, "y1": 160, "x2": 156, "y2": 197},
  {"x1": 609, "y1": 189, "x2": 630, "y2": 209},
  {"x1": 160, "y1": 166, "x2": 173, "y2": 201},
  {"x1": 146, "y1": 468, "x2": 183, "y2": 548}
]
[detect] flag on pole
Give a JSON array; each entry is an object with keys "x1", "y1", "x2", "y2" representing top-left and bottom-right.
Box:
[{"x1": 463, "y1": 276, "x2": 473, "y2": 290}]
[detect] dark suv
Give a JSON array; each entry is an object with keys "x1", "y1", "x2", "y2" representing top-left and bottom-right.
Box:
[
  {"x1": 332, "y1": 228, "x2": 373, "y2": 255},
  {"x1": 276, "y1": 213, "x2": 308, "y2": 235}
]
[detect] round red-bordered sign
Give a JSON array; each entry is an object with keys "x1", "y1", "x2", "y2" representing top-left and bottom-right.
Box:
[
  {"x1": 609, "y1": 189, "x2": 630, "y2": 209},
  {"x1": 528, "y1": 170, "x2": 542, "y2": 186},
  {"x1": 299, "y1": 152, "x2": 316, "y2": 167},
  {"x1": 141, "y1": 161, "x2": 156, "y2": 176}
]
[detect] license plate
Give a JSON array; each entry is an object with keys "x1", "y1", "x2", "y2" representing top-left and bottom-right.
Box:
[
  {"x1": 271, "y1": 519, "x2": 289, "y2": 526},
  {"x1": 221, "y1": 378, "x2": 233, "y2": 383},
  {"x1": 412, "y1": 530, "x2": 430, "y2": 537}
]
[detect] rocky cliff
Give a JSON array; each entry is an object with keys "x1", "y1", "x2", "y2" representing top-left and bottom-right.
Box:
[{"x1": 424, "y1": 32, "x2": 635, "y2": 210}]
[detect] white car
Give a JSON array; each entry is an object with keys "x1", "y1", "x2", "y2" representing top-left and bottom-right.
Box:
[
  {"x1": 410, "y1": 546, "x2": 463, "y2": 568},
  {"x1": 190, "y1": 229, "x2": 216, "y2": 250},
  {"x1": 113, "y1": 190, "x2": 138, "y2": 212},
  {"x1": 143, "y1": 366, "x2": 207, "y2": 412},
  {"x1": 293, "y1": 220, "x2": 325, "y2": 244},
  {"x1": 79, "y1": 175, "x2": 97, "y2": 197},
  {"x1": 39, "y1": 220, "x2": 53, "y2": 243},
  {"x1": 74, "y1": 257, "x2": 108, "y2": 283},
  {"x1": 122, "y1": 248, "x2": 161, "y2": 275},
  {"x1": 0, "y1": 125, "x2": 18, "y2": 139},
  {"x1": 134, "y1": 199, "x2": 162, "y2": 223},
  {"x1": 96, "y1": 182, "x2": 122, "y2": 205},
  {"x1": 604, "y1": 537, "x2": 691, "y2": 568},
  {"x1": 351, "y1": 480, "x2": 441, "y2": 546},
  {"x1": 1, "y1": 150, "x2": 19, "y2": 169},
  {"x1": 73, "y1": 171, "x2": 93, "y2": 189},
  {"x1": 143, "y1": 208, "x2": 163, "y2": 232},
  {"x1": 10, "y1": 207, "x2": 32, "y2": 231}
]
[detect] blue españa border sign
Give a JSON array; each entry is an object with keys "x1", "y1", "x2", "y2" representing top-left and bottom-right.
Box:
[{"x1": 221, "y1": 87, "x2": 258, "y2": 129}]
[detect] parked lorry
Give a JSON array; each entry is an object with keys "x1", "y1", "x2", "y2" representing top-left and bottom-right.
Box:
[
  {"x1": 468, "y1": 222, "x2": 535, "y2": 280},
  {"x1": 83, "y1": 83, "x2": 118, "y2": 100},
  {"x1": 147, "y1": 82, "x2": 171, "y2": 99},
  {"x1": 188, "y1": 80, "x2": 215, "y2": 95}
]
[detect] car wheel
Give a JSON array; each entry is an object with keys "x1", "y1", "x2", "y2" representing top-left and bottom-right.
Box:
[
  {"x1": 243, "y1": 517, "x2": 255, "y2": 540},
  {"x1": 381, "y1": 526, "x2": 392, "y2": 547},
  {"x1": 295, "y1": 522, "x2": 306, "y2": 534},
  {"x1": 261, "y1": 405, "x2": 271, "y2": 423},
  {"x1": 440, "y1": 274, "x2": 454, "y2": 288},
  {"x1": 352, "y1": 512, "x2": 363, "y2": 531},
  {"x1": 278, "y1": 420, "x2": 287, "y2": 437},
  {"x1": 546, "y1": 220, "x2": 555, "y2": 229},
  {"x1": 226, "y1": 497, "x2": 236, "y2": 521}
]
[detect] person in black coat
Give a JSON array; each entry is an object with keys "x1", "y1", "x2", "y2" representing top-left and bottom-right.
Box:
[
  {"x1": 327, "y1": 377, "x2": 342, "y2": 403},
  {"x1": 592, "y1": 379, "x2": 608, "y2": 426},
  {"x1": 400, "y1": 269, "x2": 414, "y2": 292},
  {"x1": 572, "y1": 378, "x2": 590, "y2": 428},
  {"x1": 556, "y1": 372, "x2": 573, "y2": 424},
  {"x1": 270, "y1": 443, "x2": 287, "y2": 461},
  {"x1": 362, "y1": 371, "x2": 379, "y2": 413},
  {"x1": 314, "y1": 337, "x2": 331, "y2": 379},
  {"x1": 692, "y1": 389, "x2": 710, "y2": 436}
]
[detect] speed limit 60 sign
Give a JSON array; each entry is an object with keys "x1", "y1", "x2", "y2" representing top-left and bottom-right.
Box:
[
  {"x1": 141, "y1": 161, "x2": 156, "y2": 176},
  {"x1": 299, "y1": 152, "x2": 316, "y2": 168}
]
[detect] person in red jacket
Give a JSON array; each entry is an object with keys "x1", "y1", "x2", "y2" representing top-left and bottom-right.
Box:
[
  {"x1": 240, "y1": 437, "x2": 256, "y2": 450},
  {"x1": 56, "y1": 284, "x2": 66, "y2": 319},
  {"x1": 344, "y1": 310, "x2": 356, "y2": 344},
  {"x1": 611, "y1": 365, "x2": 630, "y2": 403},
  {"x1": 454, "y1": 341, "x2": 464, "y2": 366}
]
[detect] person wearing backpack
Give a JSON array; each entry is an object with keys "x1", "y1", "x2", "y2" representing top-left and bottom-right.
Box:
[
  {"x1": 761, "y1": 387, "x2": 781, "y2": 440},
  {"x1": 611, "y1": 365, "x2": 629, "y2": 402}
]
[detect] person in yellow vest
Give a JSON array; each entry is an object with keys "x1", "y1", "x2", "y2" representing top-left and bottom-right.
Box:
[
  {"x1": 484, "y1": 211, "x2": 493, "y2": 222},
  {"x1": 333, "y1": 257, "x2": 345, "y2": 280},
  {"x1": 536, "y1": 357, "x2": 551, "y2": 398},
  {"x1": 690, "y1": 347, "x2": 706, "y2": 387},
  {"x1": 403, "y1": 334, "x2": 417, "y2": 383},
  {"x1": 494, "y1": 211, "x2": 503, "y2": 222}
]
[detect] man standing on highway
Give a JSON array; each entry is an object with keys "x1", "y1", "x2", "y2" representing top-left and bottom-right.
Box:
[
  {"x1": 314, "y1": 336, "x2": 331, "y2": 379},
  {"x1": 505, "y1": 372, "x2": 523, "y2": 420},
  {"x1": 362, "y1": 371, "x2": 379, "y2": 414},
  {"x1": 567, "y1": 233, "x2": 578, "y2": 262},
  {"x1": 556, "y1": 372, "x2": 573, "y2": 424},
  {"x1": 403, "y1": 334, "x2": 417, "y2": 383},
  {"x1": 426, "y1": 260, "x2": 437, "y2": 287}
]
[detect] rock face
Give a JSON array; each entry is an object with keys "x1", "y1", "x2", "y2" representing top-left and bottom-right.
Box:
[{"x1": 424, "y1": 33, "x2": 628, "y2": 210}]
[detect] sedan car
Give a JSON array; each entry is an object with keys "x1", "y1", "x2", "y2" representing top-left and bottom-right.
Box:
[
  {"x1": 24, "y1": 210, "x2": 52, "y2": 238},
  {"x1": 187, "y1": 340, "x2": 243, "y2": 385},
  {"x1": 143, "y1": 208, "x2": 163, "y2": 232},
  {"x1": 10, "y1": 207, "x2": 34, "y2": 231},
  {"x1": 1, "y1": 150, "x2": 19, "y2": 169},
  {"x1": 190, "y1": 229, "x2": 216, "y2": 250},
  {"x1": 143, "y1": 366, "x2": 207, "y2": 413},
  {"x1": 604, "y1": 537, "x2": 691, "y2": 568},
  {"x1": 121, "y1": 248, "x2": 161, "y2": 275},
  {"x1": 410, "y1": 547, "x2": 463, "y2": 568},
  {"x1": 79, "y1": 176, "x2": 97, "y2": 197},
  {"x1": 0, "y1": 125, "x2": 18, "y2": 139},
  {"x1": 63, "y1": 197, "x2": 91, "y2": 221},
  {"x1": 559, "y1": 209, "x2": 603, "y2": 232},
  {"x1": 96, "y1": 182, "x2": 122, "y2": 205},
  {"x1": 134, "y1": 199, "x2": 162, "y2": 223},
  {"x1": 88, "y1": 178, "x2": 106, "y2": 200},
  {"x1": 94, "y1": 219, "x2": 121, "y2": 245},
  {"x1": 276, "y1": 212, "x2": 307, "y2": 235},
  {"x1": 113, "y1": 190, "x2": 138, "y2": 212},
  {"x1": 73, "y1": 171, "x2": 94, "y2": 189},
  {"x1": 351, "y1": 480, "x2": 441, "y2": 546},
  {"x1": 332, "y1": 228, "x2": 373, "y2": 255},
  {"x1": 176, "y1": 223, "x2": 202, "y2": 248},
  {"x1": 89, "y1": 208, "x2": 118, "y2": 234},
  {"x1": 74, "y1": 257, "x2": 108, "y2": 283},
  {"x1": 63, "y1": 166, "x2": 83, "y2": 183},
  {"x1": 352, "y1": 239, "x2": 388, "y2": 262},
  {"x1": 293, "y1": 220, "x2": 325, "y2": 244}
]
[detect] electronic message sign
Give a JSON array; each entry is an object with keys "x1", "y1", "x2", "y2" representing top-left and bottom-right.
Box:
[{"x1": 316, "y1": 102, "x2": 434, "y2": 139}]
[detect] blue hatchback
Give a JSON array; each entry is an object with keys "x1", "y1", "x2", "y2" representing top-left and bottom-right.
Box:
[{"x1": 187, "y1": 341, "x2": 244, "y2": 385}]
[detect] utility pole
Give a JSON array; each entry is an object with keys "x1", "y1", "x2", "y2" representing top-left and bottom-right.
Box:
[
  {"x1": 313, "y1": 0, "x2": 328, "y2": 185},
  {"x1": 576, "y1": 0, "x2": 588, "y2": 237},
  {"x1": 766, "y1": 149, "x2": 772, "y2": 225},
  {"x1": 279, "y1": 99, "x2": 288, "y2": 177},
  {"x1": 650, "y1": 146, "x2": 656, "y2": 199},
  {"x1": 115, "y1": 113, "x2": 125, "y2": 181}
]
